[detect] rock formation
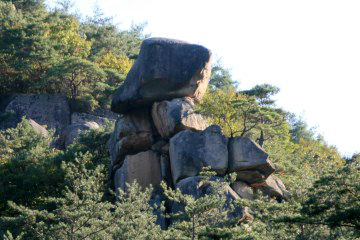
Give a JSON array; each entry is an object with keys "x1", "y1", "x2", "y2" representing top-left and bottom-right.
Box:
[
  {"x1": 4, "y1": 95, "x2": 70, "y2": 146},
  {"x1": 0, "y1": 94, "x2": 117, "y2": 148},
  {"x1": 0, "y1": 36, "x2": 288, "y2": 229},
  {"x1": 108, "y1": 37, "x2": 287, "y2": 208}
]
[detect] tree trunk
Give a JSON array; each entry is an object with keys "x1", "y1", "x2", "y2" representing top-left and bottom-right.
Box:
[
  {"x1": 258, "y1": 129, "x2": 264, "y2": 147},
  {"x1": 192, "y1": 215, "x2": 195, "y2": 240}
]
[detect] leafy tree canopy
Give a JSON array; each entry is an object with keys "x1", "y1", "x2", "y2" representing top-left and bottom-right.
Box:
[{"x1": 0, "y1": 0, "x2": 145, "y2": 109}]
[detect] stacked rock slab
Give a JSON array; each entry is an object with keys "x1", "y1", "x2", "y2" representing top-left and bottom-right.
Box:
[
  {"x1": 108, "y1": 109, "x2": 155, "y2": 174},
  {"x1": 108, "y1": 37, "x2": 213, "y2": 191},
  {"x1": 108, "y1": 37, "x2": 287, "y2": 204}
]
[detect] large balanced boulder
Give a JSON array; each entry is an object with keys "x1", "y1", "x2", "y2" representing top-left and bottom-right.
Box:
[
  {"x1": 114, "y1": 150, "x2": 162, "y2": 192},
  {"x1": 228, "y1": 137, "x2": 275, "y2": 179},
  {"x1": 108, "y1": 109, "x2": 154, "y2": 169},
  {"x1": 151, "y1": 97, "x2": 209, "y2": 138},
  {"x1": 111, "y1": 38, "x2": 212, "y2": 113},
  {"x1": 169, "y1": 125, "x2": 228, "y2": 184}
]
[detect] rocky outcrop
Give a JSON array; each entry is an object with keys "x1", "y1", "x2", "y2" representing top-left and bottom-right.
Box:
[
  {"x1": 1, "y1": 95, "x2": 117, "y2": 149},
  {"x1": 111, "y1": 38, "x2": 212, "y2": 113},
  {"x1": 4, "y1": 94, "x2": 70, "y2": 146},
  {"x1": 107, "y1": 37, "x2": 287, "y2": 227},
  {"x1": 5, "y1": 94, "x2": 70, "y2": 131},
  {"x1": 151, "y1": 97, "x2": 209, "y2": 139},
  {"x1": 169, "y1": 125, "x2": 228, "y2": 184}
]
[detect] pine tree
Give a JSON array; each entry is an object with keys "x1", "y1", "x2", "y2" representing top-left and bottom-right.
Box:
[
  {"x1": 2, "y1": 151, "x2": 163, "y2": 240},
  {"x1": 163, "y1": 169, "x2": 253, "y2": 240}
]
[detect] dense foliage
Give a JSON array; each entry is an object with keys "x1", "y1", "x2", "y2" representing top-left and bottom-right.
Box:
[
  {"x1": 0, "y1": 0, "x2": 143, "y2": 110},
  {"x1": 1, "y1": 119, "x2": 357, "y2": 239}
]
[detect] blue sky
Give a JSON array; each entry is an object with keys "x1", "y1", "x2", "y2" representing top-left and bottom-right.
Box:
[{"x1": 47, "y1": 0, "x2": 360, "y2": 156}]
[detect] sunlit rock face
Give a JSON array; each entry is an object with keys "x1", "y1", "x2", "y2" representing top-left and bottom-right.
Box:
[
  {"x1": 151, "y1": 97, "x2": 209, "y2": 139},
  {"x1": 114, "y1": 150, "x2": 162, "y2": 192},
  {"x1": 169, "y1": 125, "x2": 228, "y2": 184}
]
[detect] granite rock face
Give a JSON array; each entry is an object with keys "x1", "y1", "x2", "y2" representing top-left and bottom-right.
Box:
[
  {"x1": 169, "y1": 125, "x2": 228, "y2": 184},
  {"x1": 5, "y1": 94, "x2": 70, "y2": 147},
  {"x1": 28, "y1": 119, "x2": 49, "y2": 137},
  {"x1": 231, "y1": 181, "x2": 254, "y2": 200},
  {"x1": 5, "y1": 94, "x2": 70, "y2": 131},
  {"x1": 114, "y1": 150, "x2": 162, "y2": 192},
  {"x1": 111, "y1": 38, "x2": 212, "y2": 113},
  {"x1": 151, "y1": 97, "x2": 209, "y2": 139},
  {"x1": 1, "y1": 95, "x2": 117, "y2": 149}
]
